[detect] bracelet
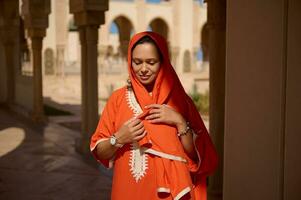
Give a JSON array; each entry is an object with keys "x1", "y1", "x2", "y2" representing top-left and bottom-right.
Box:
[{"x1": 177, "y1": 122, "x2": 191, "y2": 137}]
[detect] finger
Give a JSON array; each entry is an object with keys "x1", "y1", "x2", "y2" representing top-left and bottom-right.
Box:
[
  {"x1": 125, "y1": 117, "x2": 137, "y2": 125},
  {"x1": 132, "y1": 121, "x2": 144, "y2": 131},
  {"x1": 149, "y1": 118, "x2": 163, "y2": 124},
  {"x1": 129, "y1": 118, "x2": 142, "y2": 127},
  {"x1": 145, "y1": 113, "x2": 160, "y2": 120},
  {"x1": 133, "y1": 130, "x2": 147, "y2": 141},
  {"x1": 145, "y1": 104, "x2": 162, "y2": 109},
  {"x1": 148, "y1": 108, "x2": 161, "y2": 114},
  {"x1": 133, "y1": 127, "x2": 145, "y2": 136}
]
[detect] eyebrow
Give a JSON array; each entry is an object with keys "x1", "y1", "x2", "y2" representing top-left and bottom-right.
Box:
[{"x1": 132, "y1": 58, "x2": 159, "y2": 61}]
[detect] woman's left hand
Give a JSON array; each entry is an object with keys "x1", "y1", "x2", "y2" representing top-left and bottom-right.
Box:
[{"x1": 145, "y1": 104, "x2": 185, "y2": 127}]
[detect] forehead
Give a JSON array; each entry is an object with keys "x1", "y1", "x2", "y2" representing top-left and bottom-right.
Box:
[{"x1": 132, "y1": 43, "x2": 160, "y2": 59}]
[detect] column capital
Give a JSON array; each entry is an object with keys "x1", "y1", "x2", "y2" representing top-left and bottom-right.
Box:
[
  {"x1": 26, "y1": 28, "x2": 47, "y2": 38},
  {"x1": 21, "y1": 0, "x2": 51, "y2": 31},
  {"x1": 70, "y1": 0, "x2": 109, "y2": 12},
  {"x1": 0, "y1": 25, "x2": 19, "y2": 45},
  {"x1": 0, "y1": 0, "x2": 19, "y2": 44},
  {"x1": 69, "y1": 0, "x2": 108, "y2": 27}
]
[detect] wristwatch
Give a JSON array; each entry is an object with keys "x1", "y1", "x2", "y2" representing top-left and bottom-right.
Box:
[{"x1": 109, "y1": 134, "x2": 123, "y2": 148}]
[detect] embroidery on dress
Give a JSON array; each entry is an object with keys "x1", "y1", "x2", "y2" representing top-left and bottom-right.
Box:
[{"x1": 126, "y1": 88, "x2": 148, "y2": 182}]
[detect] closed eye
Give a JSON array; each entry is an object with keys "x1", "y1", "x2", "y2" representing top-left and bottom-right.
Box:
[
  {"x1": 146, "y1": 59, "x2": 159, "y2": 65},
  {"x1": 132, "y1": 59, "x2": 142, "y2": 65}
]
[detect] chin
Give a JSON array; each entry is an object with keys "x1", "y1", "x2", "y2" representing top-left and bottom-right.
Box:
[{"x1": 139, "y1": 78, "x2": 155, "y2": 86}]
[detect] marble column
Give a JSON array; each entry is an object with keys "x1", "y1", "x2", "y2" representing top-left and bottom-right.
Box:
[
  {"x1": 207, "y1": 0, "x2": 226, "y2": 200},
  {"x1": 79, "y1": 25, "x2": 99, "y2": 154},
  {"x1": 171, "y1": 46, "x2": 180, "y2": 71},
  {"x1": 3, "y1": 31, "x2": 16, "y2": 104},
  {"x1": 56, "y1": 45, "x2": 65, "y2": 77},
  {"x1": 30, "y1": 34, "x2": 44, "y2": 121},
  {"x1": 22, "y1": 0, "x2": 51, "y2": 122},
  {"x1": 136, "y1": 0, "x2": 147, "y2": 32},
  {"x1": 0, "y1": 0, "x2": 19, "y2": 105},
  {"x1": 70, "y1": 0, "x2": 108, "y2": 155}
]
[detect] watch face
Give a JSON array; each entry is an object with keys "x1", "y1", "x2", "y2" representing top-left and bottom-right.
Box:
[{"x1": 110, "y1": 136, "x2": 116, "y2": 145}]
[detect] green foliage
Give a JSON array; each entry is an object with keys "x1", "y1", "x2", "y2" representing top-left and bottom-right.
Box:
[{"x1": 188, "y1": 84, "x2": 209, "y2": 116}]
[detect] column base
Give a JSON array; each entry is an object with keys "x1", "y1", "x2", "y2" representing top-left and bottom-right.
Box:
[
  {"x1": 31, "y1": 112, "x2": 47, "y2": 123},
  {"x1": 75, "y1": 136, "x2": 93, "y2": 156}
]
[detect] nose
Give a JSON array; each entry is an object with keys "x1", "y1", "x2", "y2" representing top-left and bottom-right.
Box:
[{"x1": 141, "y1": 63, "x2": 148, "y2": 73}]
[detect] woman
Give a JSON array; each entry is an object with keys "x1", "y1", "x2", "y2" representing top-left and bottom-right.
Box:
[{"x1": 90, "y1": 32, "x2": 218, "y2": 200}]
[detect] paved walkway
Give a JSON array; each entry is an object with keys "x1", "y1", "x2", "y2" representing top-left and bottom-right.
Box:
[{"x1": 0, "y1": 108, "x2": 112, "y2": 200}]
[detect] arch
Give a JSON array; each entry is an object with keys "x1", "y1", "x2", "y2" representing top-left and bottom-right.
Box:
[
  {"x1": 111, "y1": 15, "x2": 135, "y2": 57},
  {"x1": 148, "y1": 17, "x2": 169, "y2": 40},
  {"x1": 200, "y1": 22, "x2": 209, "y2": 62}
]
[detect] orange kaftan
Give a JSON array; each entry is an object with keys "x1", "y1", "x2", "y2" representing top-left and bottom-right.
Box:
[{"x1": 90, "y1": 32, "x2": 218, "y2": 200}]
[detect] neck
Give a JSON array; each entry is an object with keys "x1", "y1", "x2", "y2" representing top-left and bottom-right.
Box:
[{"x1": 145, "y1": 83, "x2": 154, "y2": 93}]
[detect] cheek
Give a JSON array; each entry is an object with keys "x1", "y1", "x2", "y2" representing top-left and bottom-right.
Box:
[
  {"x1": 132, "y1": 66, "x2": 139, "y2": 74},
  {"x1": 153, "y1": 65, "x2": 160, "y2": 75}
]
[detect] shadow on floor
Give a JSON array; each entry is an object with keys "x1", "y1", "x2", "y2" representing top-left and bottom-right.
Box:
[{"x1": 0, "y1": 106, "x2": 112, "y2": 200}]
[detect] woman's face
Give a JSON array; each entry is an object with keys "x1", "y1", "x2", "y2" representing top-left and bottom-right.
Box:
[{"x1": 131, "y1": 42, "x2": 161, "y2": 88}]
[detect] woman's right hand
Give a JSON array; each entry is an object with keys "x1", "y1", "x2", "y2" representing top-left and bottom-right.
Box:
[{"x1": 114, "y1": 118, "x2": 147, "y2": 145}]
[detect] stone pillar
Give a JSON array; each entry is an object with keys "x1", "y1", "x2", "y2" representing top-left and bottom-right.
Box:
[
  {"x1": 54, "y1": 0, "x2": 68, "y2": 77},
  {"x1": 136, "y1": 0, "x2": 147, "y2": 32},
  {"x1": 22, "y1": 0, "x2": 51, "y2": 121},
  {"x1": 98, "y1": 44, "x2": 108, "y2": 74},
  {"x1": 70, "y1": 0, "x2": 108, "y2": 155},
  {"x1": 171, "y1": 46, "x2": 180, "y2": 70},
  {"x1": 2, "y1": 30, "x2": 16, "y2": 104},
  {"x1": 0, "y1": 0, "x2": 19, "y2": 105},
  {"x1": 56, "y1": 45, "x2": 65, "y2": 76},
  {"x1": 173, "y1": 0, "x2": 194, "y2": 74},
  {"x1": 207, "y1": 0, "x2": 226, "y2": 200},
  {"x1": 30, "y1": 35, "x2": 44, "y2": 120},
  {"x1": 192, "y1": 47, "x2": 199, "y2": 72}
]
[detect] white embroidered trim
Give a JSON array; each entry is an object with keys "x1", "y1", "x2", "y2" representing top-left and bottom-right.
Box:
[
  {"x1": 126, "y1": 87, "x2": 143, "y2": 117},
  {"x1": 126, "y1": 88, "x2": 148, "y2": 182},
  {"x1": 142, "y1": 148, "x2": 187, "y2": 163},
  {"x1": 157, "y1": 187, "x2": 171, "y2": 193},
  {"x1": 174, "y1": 186, "x2": 191, "y2": 200},
  {"x1": 129, "y1": 142, "x2": 148, "y2": 182}
]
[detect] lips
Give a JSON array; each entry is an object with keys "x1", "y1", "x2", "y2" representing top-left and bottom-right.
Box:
[{"x1": 140, "y1": 75, "x2": 150, "y2": 80}]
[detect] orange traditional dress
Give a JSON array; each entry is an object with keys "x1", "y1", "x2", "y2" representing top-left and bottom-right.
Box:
[{"x1": 90, "y1": 32, "x2": 218, "y2": 200}]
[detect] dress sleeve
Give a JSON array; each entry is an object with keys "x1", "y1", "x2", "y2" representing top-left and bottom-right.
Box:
[
  {"x1": 90, "y1": 92, "x2": 118, "y2": 168},
  {"x1": 184, "y1": 94, "x2": 218, "y2": 178}
]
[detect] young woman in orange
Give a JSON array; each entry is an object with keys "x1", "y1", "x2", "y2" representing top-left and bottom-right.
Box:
[{"x1": 90, "y1": 32, "x2": 218, "y2": 200}]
